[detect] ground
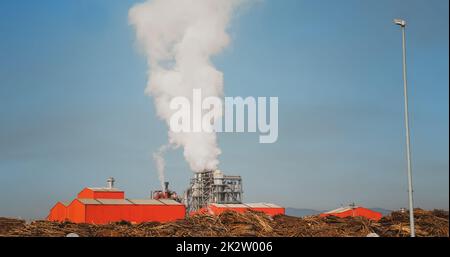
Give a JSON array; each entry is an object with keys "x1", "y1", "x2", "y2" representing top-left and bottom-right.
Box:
[{"x1": 0, "y1": 209, "x2": 448, "y2": 237}]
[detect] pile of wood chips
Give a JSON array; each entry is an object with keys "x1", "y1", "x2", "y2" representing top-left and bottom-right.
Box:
[{"x1": 0, "y1": 209, "x2": 447, "y2": 237}]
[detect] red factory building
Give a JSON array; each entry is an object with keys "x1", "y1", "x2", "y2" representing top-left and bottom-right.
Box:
[
  {"x1": 48, "y1": 178, "x2": 185, "y2": 224},
  {"x1": 319, "y1": 204, "x2": 382, "y2": 221}
]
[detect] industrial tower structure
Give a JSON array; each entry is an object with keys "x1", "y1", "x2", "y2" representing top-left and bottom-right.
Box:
[{"x1": 184, "y1": 170, "x2": 243, "y2": 213}]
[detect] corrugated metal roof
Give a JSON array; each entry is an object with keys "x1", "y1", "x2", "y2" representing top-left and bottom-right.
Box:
[
  {"x1": 324, "y1": 206, "x2": 359, "y2": 214},
  {"x1": 87, "y1": 187, "x2": 123, "y2": 192},
  {"x1": 224, "y1": 204, "x2": 248, "y2": 208},
  {"x1": 95, "y1": 199, "x2": 133, "y2": 205},
  {"x1": 127, "y1": 199, "x2": 165, "y2": 205},
  {"x1": 210, "y1": 203, "x2": 283, "y2": 208},
  {"x1": 261, "y1": 203, "x2": 283, "y2": 208},
  {"x1": 77, "y1": 199, "x2": 102, "y2": 205},
  {"x1": 76, "y1": 198, "x2": 184, "y2": 206},
  {"x1": 158, "y1": 199, "x2": 183, "y2": 205},
  {"x1": 246, "y1": 203, "x2": 271, "y2": 208},
  {"x1": 210, "y1": 203, "x2": 227, "y2": 208}
]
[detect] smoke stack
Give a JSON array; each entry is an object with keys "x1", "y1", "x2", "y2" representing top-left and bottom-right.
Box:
[
  {"x1": 164, "y1": 182, "x2": 169, "y2": 193},
  {"x1": 107, "y1": 177, "x2": 115, "y2": 189}
]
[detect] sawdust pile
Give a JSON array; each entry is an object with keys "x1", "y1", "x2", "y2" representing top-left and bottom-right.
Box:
[{"x1": 1, "y1": 209, "x2": 447, "y2": 237}]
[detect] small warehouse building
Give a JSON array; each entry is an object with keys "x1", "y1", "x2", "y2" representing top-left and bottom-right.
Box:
[
  {"x1": 48, "y1": 201, "x2": 70, "y2": 222},
  {"x1": 319, "y1": 205, "x2": 382, "y2": 221},
  {"x1": 48, "y1": 179, "x2": 185, "y2": 224}
]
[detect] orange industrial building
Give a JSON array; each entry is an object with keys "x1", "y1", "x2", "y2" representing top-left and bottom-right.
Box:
[
  {"x1": 48, "y1": 179, "x2": 185, "y2": 224},
  {"x1": 319, "y1": 205, "x2": 382, "y2": 221},
  {"x1": 49, "y1": 177, "x2": 286, "y2": 224}
]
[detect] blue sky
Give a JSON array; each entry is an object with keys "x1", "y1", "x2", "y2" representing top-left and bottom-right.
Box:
[{"x1": 0, "y1": 0, "x2": 448, "y2": 219}]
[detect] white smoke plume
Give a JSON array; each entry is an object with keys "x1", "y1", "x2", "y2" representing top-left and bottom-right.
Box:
[
  {"x1": 152, "y1": 144, "x2": 170, "y2": 192},
  {"x1": 129, "y1": 0, "x2": 242, "y2": 181}
]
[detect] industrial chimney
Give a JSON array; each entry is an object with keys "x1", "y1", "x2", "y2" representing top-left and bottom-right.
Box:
[
  {"x1": 164, "y1": 182, "x2": 169, "y2": 193},
  {"x1": 151, "y1": 181, "x2": 181, "y2": 202},
  {"x1": 107, "y1": 177, "x2": 115, "y2": 189}
]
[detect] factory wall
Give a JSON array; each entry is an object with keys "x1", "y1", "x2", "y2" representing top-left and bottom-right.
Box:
[
  {"x1": 319, "y1": 207, "x2": 382, "y2": 221},
  {"x1": 84, "y1": 205, "x2": 185, "y2": 224},
  {"x1": 66, "y1": 200, "x2": 86, "y2": 223},
  {"x1": 49, "y1": 199, "x2": 186, "y2": 224},
  {"x1": 77, "y1": 188, "x2": 125, "y2": 199},
  {"x1": 132, "y1": 205, "x2": 186, "y2": 223},
  {"x1": 84, "y1": 205, "x2": 133, "y2": 224},
  {"x1": 245, "y1": 207, "x2": 285, "y2": 216},
  {"x1": 47, "y1": 202, "x2": 67, "y2": 222}
]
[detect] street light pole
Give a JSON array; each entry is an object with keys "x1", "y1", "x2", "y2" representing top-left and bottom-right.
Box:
[{"x1": 393, "y1": 18, "x2": 416, "y2": 237}]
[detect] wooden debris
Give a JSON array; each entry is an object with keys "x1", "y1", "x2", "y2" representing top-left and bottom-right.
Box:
[{"x1": 0, "y1": 209, "x2": 447, "y2": 237}]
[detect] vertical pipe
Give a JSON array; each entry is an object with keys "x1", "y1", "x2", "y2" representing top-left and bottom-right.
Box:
[
  {"x1": 107, "y1": 177, "x2": 115, "y2": 189},
  {"x1": 164, "y1": 182, "x2": 169, "y2": 193},
  {"x1": 401, "y1": 25, "x2": 416, "y2": 237}
]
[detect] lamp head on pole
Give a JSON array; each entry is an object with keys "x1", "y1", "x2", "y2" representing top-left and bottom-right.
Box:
[{"x1": 393, "y1": 19, "x2": 406, "y2": 27}]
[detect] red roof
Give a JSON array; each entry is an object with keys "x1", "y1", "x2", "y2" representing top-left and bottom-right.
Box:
[{"x1": 320, "y1": 206, "x2": 382, "y2": 221}]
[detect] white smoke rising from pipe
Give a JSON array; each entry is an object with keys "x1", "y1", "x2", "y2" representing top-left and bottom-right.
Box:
[
  {"x1": 152, "y1": 144, "x2": 170, "y2": 192},
  {"x1": 129, "y1": 0, "x2": 242, "y2": 181}
]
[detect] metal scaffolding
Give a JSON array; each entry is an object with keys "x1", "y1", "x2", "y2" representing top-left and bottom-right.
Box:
[{"x1": 184, "y1": 170, "x2": 243, "y2": 213}]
